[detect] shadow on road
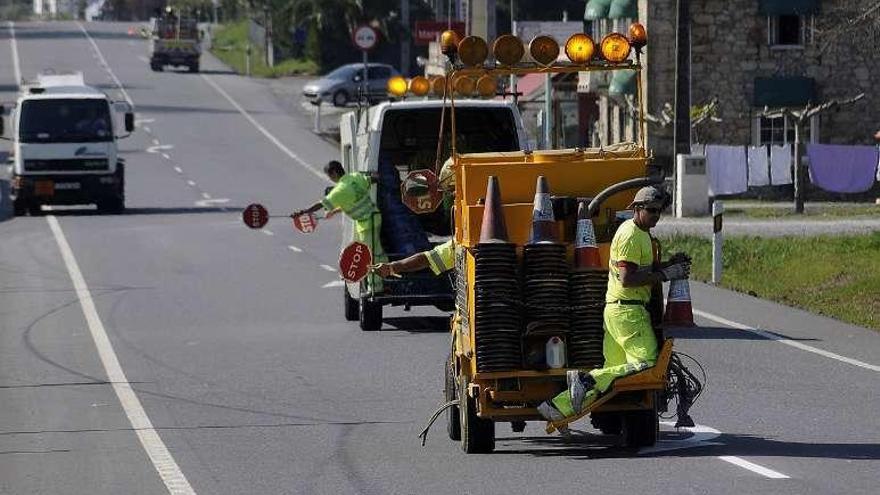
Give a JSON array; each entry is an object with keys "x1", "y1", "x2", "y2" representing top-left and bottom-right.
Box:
[
  {"x1": 383, "y1": 316, "x2": 450, "y2": 333},
  {"x1": 667, "y1": 326, "x2": 820, "y2": 342},
  {"x1": 133, "y1": 103, "x2": 267, "y2": 115},
  {"x1": 188, "y1": 69, "x2": 236, "y2": 75}
]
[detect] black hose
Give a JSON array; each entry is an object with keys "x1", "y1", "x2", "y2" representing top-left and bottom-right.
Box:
[{"x1": 586, "y1": 176, "x2": 663, "y2": 218}]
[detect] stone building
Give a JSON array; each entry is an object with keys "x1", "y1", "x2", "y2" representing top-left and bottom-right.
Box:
[{"x1": 640, "y1": 0, "x2": 879, "y2": 167}]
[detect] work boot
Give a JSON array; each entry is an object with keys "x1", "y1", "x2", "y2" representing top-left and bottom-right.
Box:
[
  {"x1": 566, "y1": 370, "x2": 596, "y2": 414},
  {"x1": 537, "y1": 401, "x2": 570, "y2": 435}
]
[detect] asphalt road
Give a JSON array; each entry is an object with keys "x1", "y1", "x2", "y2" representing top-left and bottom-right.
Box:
[{"x1": 1, "y1": 21, "x2": 878, "y2": 495}]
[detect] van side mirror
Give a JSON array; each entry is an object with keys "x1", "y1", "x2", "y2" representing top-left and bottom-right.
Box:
[
  {"x1": 353, "y1": 74, "x2": 363, "y2": 83},
  {"x1": 124, "y1": 113, "x2": 135, "y2": 132}
]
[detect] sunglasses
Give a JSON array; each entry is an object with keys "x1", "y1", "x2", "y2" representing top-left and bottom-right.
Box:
[{"x1": 641, "y1": 206, "x2": 662, "y2": 214}]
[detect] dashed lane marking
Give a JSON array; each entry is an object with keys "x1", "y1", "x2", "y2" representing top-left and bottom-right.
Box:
[
  {"x1": 174, "y1": 167, "x2": 183, "y2": 173},
  {"x1": 320, "y1": 264, "x2": 336, "y2": 272},
  {"x1": 186, "y1": 180, "x2": 196, "y2": 187},
  {"x1": 322, "y1": 280, "x2": 345, "y2": 288},
  {"x1": 718, "y1": 456, "x2": 790, "y2": 479},
  {"x1": 287, "y1": 245, "x2": 302, "y2": 253},
  {"x1": 262, "y1": 230, "x2": 274, "y2": 236}
]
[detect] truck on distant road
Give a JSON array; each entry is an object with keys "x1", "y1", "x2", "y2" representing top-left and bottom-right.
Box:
[
  {"x1": 149, "y1": 10, "x2": 201, "y2": 73},
  {"x1": 3, "y1": 72, "x2": 134, "y2": 216},
  {"x1": 338, "y1": 98, "x2": 527, "y2": 330}
]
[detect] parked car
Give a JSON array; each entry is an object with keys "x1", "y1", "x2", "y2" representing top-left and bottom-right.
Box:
[{"x1": 302, "y1": 63, "x2": 399, "y2": 107}]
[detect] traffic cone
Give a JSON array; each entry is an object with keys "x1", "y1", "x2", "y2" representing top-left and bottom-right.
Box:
[
  {"x1": 574, "y1": 200, "x2": 601, "y2": 269},
  {"x1": 479, "y1": 176, "x2": 509, "y2": 243},
  {"x1": 664, "y1": 278, "x2": 695, "y2": 327},
  {"x1": 128, "y1": 26, "x2": 135, "y2": 36},
  {"x1": 528, "y1": 176, "x2": 556, "y2": 244}
]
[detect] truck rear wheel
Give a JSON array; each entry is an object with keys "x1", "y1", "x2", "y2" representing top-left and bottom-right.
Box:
[
  {"x1": 445, "y1": 356, "x2": 461, "y2": 441},
  {"x1": 12, "y1": 198, "x2": 28, "y2": 216},
  {"x1": 621, "y1": 407, "x2": 658, "y2": 448},
  {"x1": 343, "y1": 287, "x2": 359, "y2": 321},
  {"x1": 590, "y1": 412, "x2": 623, "y2": 435},
  {"x1": 150, "y1": 62, "x2": 163, "y2": 72},
  {"x1": 459, "y1": 380, "x2": 494, "y2": 453},
  {"x1": 359, "y1": 298, "x2": 382, "y2": 331}
]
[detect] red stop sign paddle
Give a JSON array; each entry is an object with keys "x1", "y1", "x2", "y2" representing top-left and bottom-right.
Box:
[
  {"x1": 400, "y1": 169, "x2": 442, "y2": 214},
  {"x1": 293, "y1": 212, "x2": 319, "y2": 233},
  {"x1": 243, "y1": 203, "x2": 269, "y2": 229},
  {"x1": 339, "y1": 241, "x2": 373, "y2": 283}
]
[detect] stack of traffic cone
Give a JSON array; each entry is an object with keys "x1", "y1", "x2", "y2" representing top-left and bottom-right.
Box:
[
  {"x1": 573, "y1": 200, "x2": 601, "y2": 269},
  {"x1": 479, "y1": 176, "x2": 509, "y2": 243},
  {"x1": 663, "y1": 278, "x2": 695, "y2": 327},
  {"x1": 528, "y1": 176, "x2": 556, "y2": 244}
]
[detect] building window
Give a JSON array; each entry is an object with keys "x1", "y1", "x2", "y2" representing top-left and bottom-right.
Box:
[
  {"x1": 768, "y1": 15, "x2": 809, "y2": 47},
  {"x1": 755, "y1": 115, "x2": 818, "y2": 146}
]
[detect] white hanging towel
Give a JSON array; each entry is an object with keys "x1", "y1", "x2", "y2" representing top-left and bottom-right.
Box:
[
  {"x1": 705, "y1": 145, "x2": 748, "y2": 196},
  {"x1": 770, "y1": 144, "x2": 793, "y2": 185},
  {"x1": 747, "y1": 145, "x2": 770, "y2": 186}
]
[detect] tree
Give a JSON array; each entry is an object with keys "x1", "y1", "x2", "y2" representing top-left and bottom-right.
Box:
[{"x1": 814, "y1": 0, "x2": 880, "y2": 56}]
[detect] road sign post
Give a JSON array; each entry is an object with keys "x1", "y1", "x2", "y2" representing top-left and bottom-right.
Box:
[
  {"x1": 712, "y1": 200, "x2": 723, "y2": 284},
  {"x1": 352, "y1": 25, "x2": 378, "y2": 104}
]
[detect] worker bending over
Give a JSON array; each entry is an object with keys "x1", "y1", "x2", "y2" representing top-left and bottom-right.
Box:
[{"x1": 538, "y1": 186, "x2": 691, "y2": 423}]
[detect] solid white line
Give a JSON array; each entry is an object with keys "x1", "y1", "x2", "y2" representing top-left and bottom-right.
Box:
[
  {"x1": 718, "y1": 456, "x2": 790, "y2": 479},
  {"x1": 262, "y1": 229, "x2": 274, "y2": 236},
  {"x1": 694, "y1": 309, "x2": 880, "y2": 372},
  {"x1": 287, "y1": 245, "x2": 302, "y2": 253},
  {"x1": 199, "y1": 75, "x2": 327, "y2": 182},
  {"x1": 8, "y1": 22, "x2": 21, "y2": 85},
  {"x1": 46, "y1": 217, "x2": 196, "y2": 494},
  {"x1": 320, "y1": 264, "x2": 336, "y2": 272},
  {"x1": 77, "y1": 22, "x2": 133, "y2": 106}
]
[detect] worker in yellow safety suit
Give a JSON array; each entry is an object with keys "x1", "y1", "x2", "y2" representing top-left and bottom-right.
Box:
[
  {"x1": 294, "y1": 160, "x2": 387, "y2": 291},
  {"x1": 537, "y1": 186, "x2": 691, "y2": 424}
]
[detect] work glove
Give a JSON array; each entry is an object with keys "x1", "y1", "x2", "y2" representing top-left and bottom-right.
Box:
[
  {"x1": 661, "y1": 262, "x2": 691, "y2": 281},
  {"x1": 668, "y1": 251, "x2": 691, "y2": 265}
]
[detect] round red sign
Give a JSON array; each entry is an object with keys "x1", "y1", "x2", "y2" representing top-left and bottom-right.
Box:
[
  {"x1": 293, "y1": 212, "x2": 319, "y2": 233},
  {"x1": 352, "y1": 25, "x2": 378, "y2": 51},
  {"x1": 400, "y1": 169, "x2": 442, "y2": 214},
  {"x1": 339, "y1": 241, "x2": 373, "y2": 283},
  {"x1": 243, "y1": 203, "x2": 268, "y2": 229}
]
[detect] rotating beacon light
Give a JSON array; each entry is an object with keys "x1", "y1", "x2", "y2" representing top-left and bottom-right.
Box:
[
  {"x1": 440, "y1": 30, "x2": 461, "y2": 63},
  {"x1": 600, "y1": 33, "x2": 631, "y2": 63},
  {"x1": 387, "y1": 76, "x2": 408, "y2": 98},
  {"x1": 409, "y1": 76, "x2": 430, "y2": 96},
  {"x1": 629, "y1": 22, "x2": 647, "y2": 52},
  {"x1": 529, "y1": 35, "x2": 560, "y2": 66},
  {"x1": 431, "y1": 76, "x2": 447, "y2": 97},
  {"x1": 454, "y1": 76, "x2": 477, "y2": 96},
  {"x1": 458, "y1": 36, "x2": 489, "y2": 67},
  {"x1": 564, "y1": 33, "x2": 595, "y2": 64},
  {"x1": 476, "y1": 75, "x2": 498, "y2": 98},
  {"x1": 492, "y1": 34, "x2": 525, "y2": 66}
]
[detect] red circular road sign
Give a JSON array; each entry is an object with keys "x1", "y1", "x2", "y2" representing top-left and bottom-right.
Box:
[
  {"x1": 292, "y1": 212, "x2": 319, "y2": 233},
  {"x1": 339, "y1": 241, "x2": 373, "y2": 283},
  {"x1": 352, "y1": 25, "x2": 378, "y2": 51},
  {"x1": 400, "y1": 169, "x2": 442, "y2": 214},
  {"x1": 243, "y1": 203, "x2": 268, "y2": 229}
]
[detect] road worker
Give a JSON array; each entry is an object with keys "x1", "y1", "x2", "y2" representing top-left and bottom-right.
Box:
[
  {"x1": 537, "y1": 186, "x2": 691, "y2": 424},
  {"x1": 294, "y1": 160, "x2": 387, "y2": 291}
]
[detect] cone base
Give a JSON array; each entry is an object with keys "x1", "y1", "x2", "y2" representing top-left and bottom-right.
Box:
[
  {"x1": 663, "y1": 301, "x2": 695, "y2": 327},
  {"x1": 575, "y1": 249, "x2": 602, "y2": 270}
]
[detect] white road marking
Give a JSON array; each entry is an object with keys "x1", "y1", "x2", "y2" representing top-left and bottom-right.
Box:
[
  {"x1": 135, "y1": 118, "x2": 156, "y2": 125},
  {"x1": 77, "y1": 22, "x2": 134, "y2": 106},
  {"x1": 200, "y1": 192, "x2": 211, "y2": 199},
  {"x1": 46, "y1": 217, "x2": 196, "y2": 494},
  {"x1": 145, "y1": 145, "x2": 173, "y2": 153},
  {"x1": 200, "y1": 75, "x2": 327, "y2": 182},
  {"x1": 194, "y1": 198, "x2": 229, "y2": 207},
  {"x1": 262, "y1": 229, "x2": 274, "y2": 236},
  {"x1": 161, "y1": 153, "x2": 171, "y2": 160},
  {"x1": 694, "y1": 309, "x2": 880, "y2": 372},
  {"x1": 152, "y1": 138, "x2": 160, "y2": 145},
  {"x1": 8, "y1": 22, "x2": 21, "y2": 84},
  {"x1": 718, "y1": 456, "x2": 790, "y2": 479},
  {"x1": 186, "y1": 180, "x2": 196, "y2": 187},
  {"x1": 322, "y1": 280, "x2": 345, "y2": 288},
  {"x1": 138, "y1": 55, "x2": 149, "y2": 62},
  {"x1": 320, "y1": 264, "x2": 336, "y2": 272},
  {"x1": 144, "y1": 126, "x2": 152, "y2": 133},
  {"x1": 287, "y1": 245, "x2": 302, "y2": 253},
  {"x1": 174, "y1": 166, "x2": 183, "y2": 173}
]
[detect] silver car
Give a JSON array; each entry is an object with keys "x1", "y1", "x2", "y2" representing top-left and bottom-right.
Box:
[{"x1": 302, "y1": 63, "x2": 399, "y2": 107}]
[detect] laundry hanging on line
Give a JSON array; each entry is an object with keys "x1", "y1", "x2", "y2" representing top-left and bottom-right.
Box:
[
  {"x1": 705, "y1": 145, "x2": 748, "y2": 196},
  {"x1": 806, "y1": 143, "x2": 879, "y2": 194},
  {"x1": 769, "y1": 144, "x2": 792, "y2": 185},
  {"x1": 747, "y1": 145, "x2": 770, "y2": 186}
]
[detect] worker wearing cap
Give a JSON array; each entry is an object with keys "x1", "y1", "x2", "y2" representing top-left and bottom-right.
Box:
[
  {"x1": 538, "y1": 185, "x2": 691, "y2": 423},
  {"x1": 375, "y1": 158, "x2": 457, "y2": 278},
  {"x1": 295, "y1": 160, "x2": 387, "y2": 291}
]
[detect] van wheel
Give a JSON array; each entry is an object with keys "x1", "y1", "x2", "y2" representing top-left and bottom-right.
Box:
[
  {"x1": 359, "y1": 298, "x2": 382, "y2": 331},
  {"x1": 189, "y1": 63, "x2": 199, "y2": 73},
  {"x1": 97, "y1": 197, "x2": 125, "y2": 214},
  {"x1": 459, "y1": 379, "x2": 494, "y2": 453},
  {"x1": 28, "y1": 203, "x2": 43, "y2": 216},
  {"x1": 332, "y1": 90, "x2": 348, "y2": 107},
  {"x1": 13, "y1": 198, "x2": 28, "y2": 216},
  {"x1": 445, "y1": 355, "x2": 461, "y2": 441},
  {"x1": 343, "y1": 287, "x2": 359, "y2": 321},
  {"x1": 150, "y1": 62, "x2": 163, "y2": 72}
]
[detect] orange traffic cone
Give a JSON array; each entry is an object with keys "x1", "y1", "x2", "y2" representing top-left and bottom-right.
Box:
[
  {"x1": 574, "y1": 200, "x2": 601, "y2": 269},
  {"x1": 664, "y1": 278, "x2": 695, "y2": 327},
  {"x1": 479, "y1": 176, "x2": 509, "y2": 243},
  {"x1": 528, "y1": 176, "x2": 556, "y2": 244}
]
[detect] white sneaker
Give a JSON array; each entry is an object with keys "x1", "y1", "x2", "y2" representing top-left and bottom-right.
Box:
[
  {"x1": 566, "y1": 370, "x2": 592, "y2": 414},
  {"x1": 537, "y1": 401, "x2": 564, "y2": 421}
]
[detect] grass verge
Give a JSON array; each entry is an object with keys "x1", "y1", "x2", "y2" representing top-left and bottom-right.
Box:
[
  {"x1": 658, "y1": 232, "x2": 880, "y2": 331},
  {"x1": 210, "y1": 21, "x2": 317, "y2": 78},
  {"x1": 722, "y1": 202, "x2": 880, "y2": 219}
]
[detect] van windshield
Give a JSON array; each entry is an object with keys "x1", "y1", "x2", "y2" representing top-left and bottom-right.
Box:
[
  {"x1": 379, "y1": 107, "x2": 519, "y2": 169},
  {"x1": 19, "y1": 99, "x2": 112, "y2": 143}
]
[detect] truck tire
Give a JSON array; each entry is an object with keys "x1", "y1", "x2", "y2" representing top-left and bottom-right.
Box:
[
  {"x1": 621, "y1": 407, "x2": 659, "y2": 448},
  {"x1": 12, "y1": 198, "x2": 28, "y2": 216},
  {"x1": 359, "y1": 298, "x2": 382, "y2": 331},
  {"x1": 445, "y1": 355, "x2": 461, "y2": 441},
  {"x1": 27, "y1": 203, "x2": 43, "y2": 216},
  {"x1": 343, "y1": 287, "x2": 359, "y2": 321},
  {"x1": 590, "y1": 412, "x2": 623, "y2": 435},
  {"x1": 459, "y1": 379, "x2": 494, "y2": 453},
  {"x1": 150, "y1": 62, "x2": 163, "y2": 72},
  {"x1": 98, "y1": 164, "x2": 125, "y2": 214}
]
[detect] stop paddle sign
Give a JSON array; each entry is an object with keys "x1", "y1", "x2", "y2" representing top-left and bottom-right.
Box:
[
  {"x1": 400, "y1": 169, "x2": 442, "y2": 214},
  {"x1": 243, "y1": 203, "x2": 269, "y2": 229},
  {"x1": 339, "y1": 241, "x2": 373, "y2": 283},
  {"x1": 293, "y1": 212, "x2": 319, "y2": 233}
]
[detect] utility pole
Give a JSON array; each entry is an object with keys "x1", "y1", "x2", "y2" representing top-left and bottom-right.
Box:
[
  {"x1": 401, "y1": 0, "x2": 410, "y2": 75},
  {"x1": 672, "y1": 0, "x2": 691, "y2": 160},
  {"x1": 264, "y1": 5, "x2": 274, "y2": 67}
]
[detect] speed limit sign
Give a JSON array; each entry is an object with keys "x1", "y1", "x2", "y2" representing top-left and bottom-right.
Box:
[{"x1": 352, "y1": 25, "x2": 378, "y2": 51}]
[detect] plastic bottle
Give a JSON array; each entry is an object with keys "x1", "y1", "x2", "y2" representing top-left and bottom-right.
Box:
[{"x1": 546, "y1": 336, "x2": 566, "y2": 369}]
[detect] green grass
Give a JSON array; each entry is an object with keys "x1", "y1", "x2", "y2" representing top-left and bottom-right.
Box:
[
  {"x1": 722, "y1": 203, "x2": 880, "y2": 219},
  {"x1": 658, "y1": 232, "x2": 880, "y2": 330},
  {"x1": 210, "y1": 21, "x2": 318, "y2": 78}
]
